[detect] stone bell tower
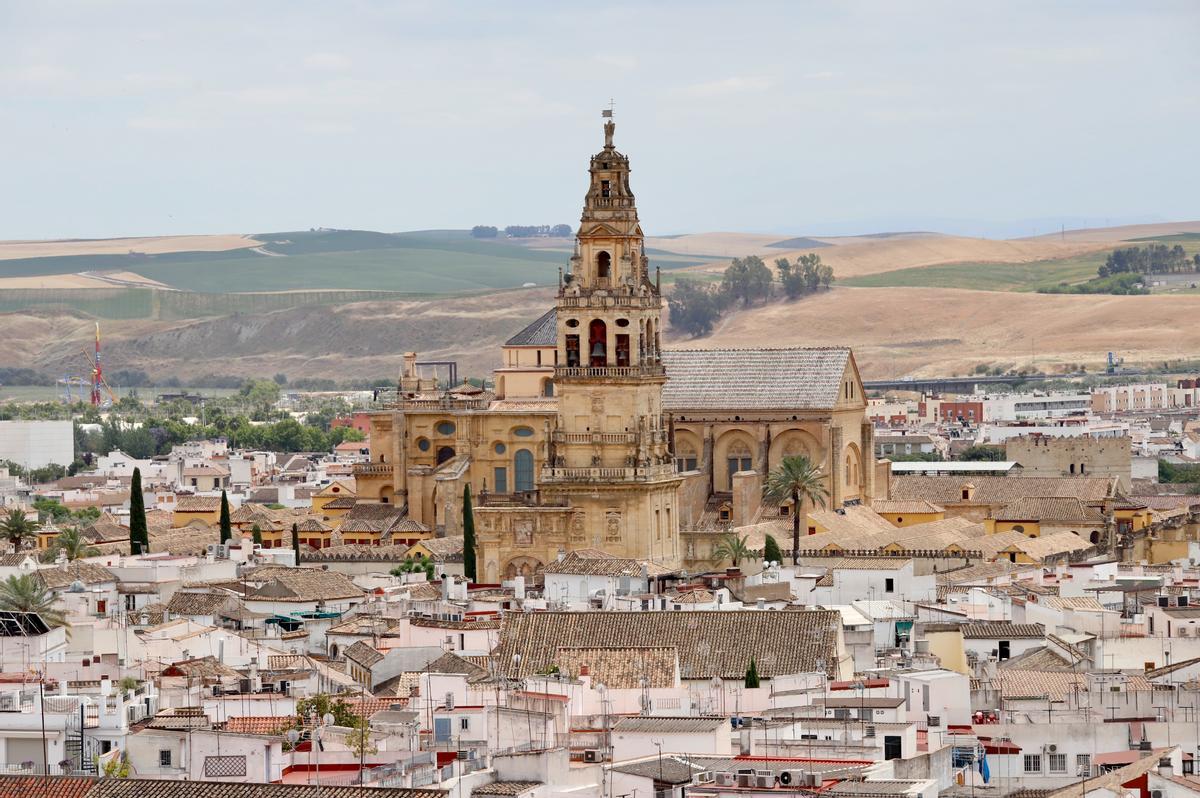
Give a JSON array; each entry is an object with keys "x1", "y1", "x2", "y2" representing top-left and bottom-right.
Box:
[{"x1": 543, "y1": 111, "x2": 682, "y2": 564}]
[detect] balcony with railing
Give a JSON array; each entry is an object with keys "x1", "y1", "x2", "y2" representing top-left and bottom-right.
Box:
[
  {"x1": 557, "y1": 292, "x2": 661, "y2": 309},
  {"x1": 478, "y1": 491, "x2": 569, "y2": 509},
  {"x1": 551, "y1": 430, "x2": 669, "y2": 446},
  {"x1": 353, "y1": 462, "x2": 394, "y2": 477},
  {"x1": 541, "y1": 462, "x2": 677, "y2": 483},
  {"x1": 555, "y1": 364, "x2": 665, "y2": 380}
]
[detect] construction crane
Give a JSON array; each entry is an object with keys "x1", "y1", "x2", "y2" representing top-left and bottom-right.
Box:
[{"x1": 79, "y1": 323, "x2": 117, "y2": 408}]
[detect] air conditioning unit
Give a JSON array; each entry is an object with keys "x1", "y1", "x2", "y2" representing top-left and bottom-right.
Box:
[
  {"x1": 755, "y1": 774, "x2": 774, "y2": 788},
  {"x1": 805, "y1": 773, "x2": 821, "y2": 787},
  {"x1": 736, "y1": 773, "x2": 755, "y2": 787},
  {"x1": 778, "y1": 770, "x2": 807, "y2": 786},
  {"x1": 695, "y1": 771, "x2": 714, "y2": 784},
  {"x1": 1151, "y1": 790, "x2": 1164, "y2": 798},
  {"x1": 1048, "y1": 744, "x2": 1058, "y2": 753},
  {"x1": 927, "y1": 715, "x2": 942, "y2": 727},
  {"x1": 715, "y1": 772, "x2": 736, "y2": 786},
  {"x1": 583, "y1": 749, "x2": 606, "y2": 763},
  {"x1": 865, "y1": 725, "x2": 877, "y2": 738},
  {"x1": 445, "y1": 692, "x2": 455, "y2": 711}
]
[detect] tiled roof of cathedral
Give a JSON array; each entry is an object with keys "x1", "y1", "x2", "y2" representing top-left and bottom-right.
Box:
[
  {"x1": 660, "y1": 347, "x2": 852, "y2": 411},
  {"x1": 505, "y1": 307, "x2": 557, "y2": 346}
]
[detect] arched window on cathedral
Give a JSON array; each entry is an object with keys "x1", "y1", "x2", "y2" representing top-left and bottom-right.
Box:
[
  {"x1": 597, "y1": 252, "x2": 611, "y2": 282},
  {"x1": 541, "y1": 378, "x2": 554, "y2": 397},
  {"x1": 675, "y1": 445, "x2": 698, "y2": 473},
  {"x1": 514, "y1": 449, "x2": 535, "y2": 492},
  {"x1": 436, "y1": 446, "x2": 456, "y2": 465},
  {"x1": 726, "y1": 442, "x2": 752, "y2": 490}
]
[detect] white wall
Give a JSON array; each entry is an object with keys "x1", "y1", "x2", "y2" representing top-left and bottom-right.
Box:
[{"x1": 0, "y1": 420, "x2": 73, "y2": 469}]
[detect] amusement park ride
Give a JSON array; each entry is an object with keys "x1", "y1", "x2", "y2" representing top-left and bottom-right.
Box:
[{"x1": 57, "y1": 323, "x2": 117, "y2": 407}]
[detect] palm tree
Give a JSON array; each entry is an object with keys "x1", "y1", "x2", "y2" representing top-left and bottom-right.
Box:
[
  {"x1": 763, "y1": 454, "x2": 829, "y2": 565},
  {"x1": 0, "y1": 573, "x2": 67, "y2": 628},
  {"x1": 0, "y1": 508, "x2": 39, "y2": 552},
  {"x1": 711, "y1": 532, "x2": 757, "y2": 568},
  {"x1": 50, "y1": 527, "x2": 99, "y2": 562}
]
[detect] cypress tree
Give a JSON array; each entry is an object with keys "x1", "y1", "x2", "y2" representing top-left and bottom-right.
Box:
[
  {"x1": 763, "y1": 534, "x2": 783, "y2": 565},
  {"x1": 251, "y1": 524, "x2": 262, "y2": 546},
  {"x1": 745, "y1": 656, "x2": 760, "y2": 688},
  {"x1": 462, "y1": 484, "x2": 477, "y2": 583},
  {"x1": 129, "y1": 467, "x2": 147, "y2": 555},
  {"x1": 219, "y1": 490, "x2": 231, "y2": 544},
  {"x1": 291, "y1": 522, "x2": 300, "y2": 564}
]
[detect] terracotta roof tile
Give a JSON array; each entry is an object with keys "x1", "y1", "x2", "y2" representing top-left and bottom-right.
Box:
[
  {"x1": 890, "y1": 475, "x2": 1115, "y2": 505},
  {"x1": 496, "y1": 610, "x2": 842, "y2": 680},
  {"x1": 661, "y1": 347, "x2": 852, "y2": 411},
  {"x1": 504, "y1": 308, "x2": 557, "y2": 347}
]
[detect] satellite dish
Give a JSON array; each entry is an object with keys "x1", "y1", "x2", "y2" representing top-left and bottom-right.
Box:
[{"x1": 322, "y1": 712, "x2": 335, "y2": 727}]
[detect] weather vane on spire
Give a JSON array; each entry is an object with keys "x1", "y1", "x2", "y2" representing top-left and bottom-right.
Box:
[{"x1": 602, "y1": 99, "x2": 615, "y2": 147}]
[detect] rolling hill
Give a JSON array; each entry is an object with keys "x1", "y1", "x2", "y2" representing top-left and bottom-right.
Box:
[{"x1": 0, "y1": 221, "x2": 1198, "y2": 388}]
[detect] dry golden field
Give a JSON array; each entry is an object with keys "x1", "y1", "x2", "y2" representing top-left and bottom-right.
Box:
[
  {"x1": 0, "y1": 234, "x2": 260, "y2": 261},
  {"x1": 680, "y1": 285, "x2": 1200, "y2": 378}
]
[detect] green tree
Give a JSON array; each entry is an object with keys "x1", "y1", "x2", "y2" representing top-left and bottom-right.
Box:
[
  {"x1": 129, "y1": 467, "x2": 148, "y2": 555},
  {"x1": 667, "y1": 277, "x2": 724, "y2": 337},
  {"x1": 219, "y1": 490, "x2": 232, "y2": 544},
  {"x1": 763, "y1": 534, "x2": 783, "y2": 565},
  {"x1": 43, "y1": 527, "x2": 99, "y2": 562},
  {"x1": 392, "y1": 555, "x2": 435, "y2": 580},
  {"x1": 295, "y1": 694, "x2": 359, "y2": 728},
  {"x1": 959, "y1": 444, "x2": 1006, "y2": 461},
  {"x1": 711, "y1": 532, "x2": 758, "y2": 568},
  {"x1": 745, "y1": 656, "x2": 760, "y2": 688},
  {"x1": 721, "y1": 255, "x2": 773, "y2": 305},
  {"x1": 0, "y1": 508, "x2": 39, "y2": 552},
  {"x1": 763, "y1": 455, "x2": 829, "y2": 565},
  {"x1": 251, "y1": 524, "x2": 263, "y2": 546},
  {"x1": 292, "y1": 522, "x2": 301, "y2": 564},
  {"x1": 462, "y1": 485, "x2": 477, "y2": 582},
  {"x1": 0, "y1": 574, "x2": 67, "y2": 628}
]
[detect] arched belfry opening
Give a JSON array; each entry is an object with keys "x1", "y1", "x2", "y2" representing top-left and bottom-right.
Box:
[
  {"x1": 589, "y1": 319, "x2": 607, "y2": 367},
  {"x1": 597, "y1": 251, "x2": 611, "y2": 282}
]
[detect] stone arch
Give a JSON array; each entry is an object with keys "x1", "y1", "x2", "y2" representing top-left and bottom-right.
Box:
[
  {"x1": 1089, "y1": 530, "x2": 1101, "y2": 545},
  {"x1": 715, "y1": 429, "x2": 757, "y2": 491},
  {"x1": 379, "y1": 484, "x2": 394, "y2": 504},
  {"x1": 436, "y1": 446, "x2": 456, "y2": 465},
  {"x1": 674, "y1": 429, "x2": 702, "y2": 473},
  {"x1": 504, "y1": 556, "x2": 543, "y2": 580},
  {"x1": 768, "y1": 428, "x2": 823, "y2": 473},
  {"x1": 541, "y1": 377, "x2": 554, "y2": 397},
  {"x1": 495, "y1": 375, "x2": 506, "y2": 398},
  {"x1": 596, "y1": 251, "x2": 611, "y2": 282},
  {"x1": 589, "y1": 319, "x2": 607, "y2": 367},
  {"x1": 843, "y1": 442, "x2": 862, "y2": 497}
]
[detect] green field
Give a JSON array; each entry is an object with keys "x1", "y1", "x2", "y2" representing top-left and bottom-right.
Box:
[
  {"x1": 838, "y1": 252, "x2": 1106, "y2": 292},
  {"x1": 0, "y1": 229, "x2": 719, "y2": 294}
]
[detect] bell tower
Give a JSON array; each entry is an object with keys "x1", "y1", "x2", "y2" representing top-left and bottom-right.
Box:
[{"x1": 543, "y1": 111, "x2": 681, "y2": 564}]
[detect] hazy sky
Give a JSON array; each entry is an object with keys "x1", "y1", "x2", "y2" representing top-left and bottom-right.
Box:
[{"x1": 2, "y1": 1, "x2": 1197, "y2": 240}]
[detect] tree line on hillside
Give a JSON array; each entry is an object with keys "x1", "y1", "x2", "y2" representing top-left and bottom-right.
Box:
[
  {"x1": 471, "y1": 224, "x2": 573, "y2": 239},
  {"x1": 668, "y1": 254, "x2": 834, "y2": 337},
  {"x1": 1099, "y1": 244, "x2": 1198, "y2": 277}
]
